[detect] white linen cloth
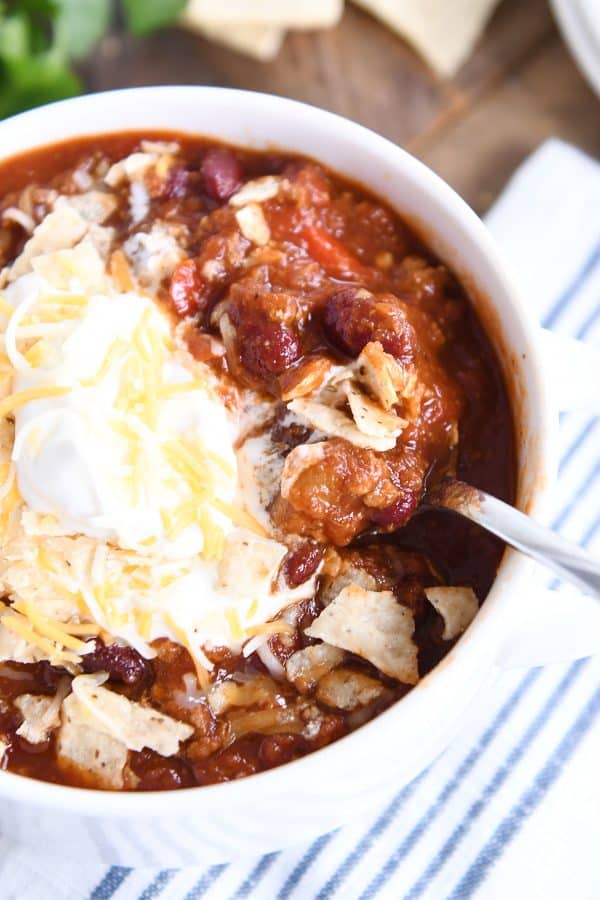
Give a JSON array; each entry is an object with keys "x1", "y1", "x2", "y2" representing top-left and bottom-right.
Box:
[{"x1": 1, "y1": 138, "x2": 599, "y2": 900}]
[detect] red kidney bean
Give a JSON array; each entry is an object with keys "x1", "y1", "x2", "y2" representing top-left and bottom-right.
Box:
[
  {"x1": 169, "y1": 259, "x2": 207, "y2": 318},
  {"x1": 82, "y1": 639, "x2": 154, "y2": 690},
  {"x1": 130, "y1": 748, "x2": 196, "y2": 791},
  {"x1": 164, "y1": 166, "x2": 190, "y2": 200},
  {"x1": 200, "y1": 149, "x2": 243, "y2": 201},
  {"x1": 239, "y1": 321, "x2": 301, "y2": 377},
  {"x1": 282, "y1": 543, "x2": 325, "y2": 588},
  {"x1": 322, "y1": 287, "x2": 416, "y2": 362},
  {"x1": 370, "y1": 488, "x2": 421, "y2": 530}
]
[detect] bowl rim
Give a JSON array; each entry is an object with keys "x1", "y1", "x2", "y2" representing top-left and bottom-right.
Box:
[{"x1": 0, "y1": 85, "x2": 557, "y2": 814}]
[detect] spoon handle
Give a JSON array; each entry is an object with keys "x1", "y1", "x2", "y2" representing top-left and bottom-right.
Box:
[{"x1": 432, "y1": 481, "x2": 600, "y2": 599}]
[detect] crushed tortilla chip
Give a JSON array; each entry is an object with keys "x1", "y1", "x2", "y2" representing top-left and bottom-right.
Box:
[
  {"x1": 345, "y1": 383, "x2": 407, "y2": 440},
  {"x1": 288, "y1": 398, "x2": 398, "y2": 452},
  {"x1": 55, "y1": 191, "x2": 118, "y2": 225},
  {"x1": 229, "y1": 176, "x2": 281, "y2": 207},
  {"x1": 235, "y1": 203, "x2": 271, "y2": 246},
  {"x1": 285, "y1": 643, "x2": 345, "y2": 692},
  {"x1": 320, "y1": 563, "x2": 379, "y2": 607},
  {"x1": 105, "y1": 152, "x2": 157, "y2": 187},
  {"x1": 58, "y1": 691, "x2": 128, "y2": 789},
  {"x1": 9, "y1": 206, "x2": 88, "y2": 281},
  {"x1": 123, "y1": 223, "x2": 185, "y2": 290},
  {"x1": 425, "y1": 585, "x2": 478, "y2": 640},
  {"x1": 316, "y1": 667, "x2": 385, "y2": 710},
  {"x1": 218, "y1": 531, "x2": 287, "y2": 599},
  {"x1": 71, "y1": 673, "x2": 193, "y2": 755},
  {"x1": 280, "y1": 355, "x2": 333, "y2": 401},
  {"x1": 305, "y1": 583, "x2": 419, "y2": 684},
  {"x1": 0, "y1": 622, "x2": 45, "y2": 664},
  {"x1": 15, "y1": 679, "x2": 68, "y2": 744},
  {"x1": 354, "y1": 341, "x2": 405, "y2": 410},
  {"x1": 31, "y1": 241, "x2": 107, "y2": 292}
]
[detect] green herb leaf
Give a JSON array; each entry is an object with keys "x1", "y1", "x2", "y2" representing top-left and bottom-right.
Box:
[
  {"x1": 121, "y1": 0, "x2": 186, "y2": 35},
  {"x1": 0, "y1": 49, "x2": 82, "y2": 119},
  {"x1": 54, "y1": 0, "x2": 111, "y2": 60},
  {"x1": 0, "y1": 13, "x2": 30, "y2": 60}
]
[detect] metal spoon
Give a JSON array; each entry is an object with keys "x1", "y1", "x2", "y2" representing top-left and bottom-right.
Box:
[{"x1": 426, "y1": 480, "x2": 600, "y2": 598}]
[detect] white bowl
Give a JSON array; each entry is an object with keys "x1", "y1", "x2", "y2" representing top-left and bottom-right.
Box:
[{"x1": 0, "y1": 87, "x2": 598, "y2": 866}]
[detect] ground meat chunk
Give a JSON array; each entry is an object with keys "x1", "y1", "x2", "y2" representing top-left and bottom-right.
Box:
[{"x1": 272, "y1": 438, "x2": 401, "y2": 545}]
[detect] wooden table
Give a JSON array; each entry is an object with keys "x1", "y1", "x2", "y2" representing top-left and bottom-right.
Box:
[{"x1": 83, "y1": 0, "x2": 600, "y2": 214}]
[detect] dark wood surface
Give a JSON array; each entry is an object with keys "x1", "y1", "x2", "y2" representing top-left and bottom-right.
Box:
[{"x1": 82, "y1": 0, "x2": 600, "y2": 214}]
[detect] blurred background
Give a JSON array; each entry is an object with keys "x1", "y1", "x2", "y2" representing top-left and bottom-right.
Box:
[{"x1": 2, "y1": 0, "x2": 599, "y2": 214}]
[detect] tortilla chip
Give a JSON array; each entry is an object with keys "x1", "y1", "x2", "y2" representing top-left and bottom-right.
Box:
[
  {"x1": 58, "y1": 691, "x2": 127, "y2": 789},
  {"x1": 235, "y1": 203, "x2": 271, "y2": 246},
  {"x1": 9, "y1": 206, "x2": 88, "y2": 281},
  {"x1": 345, "y1": 383, "x2": 407, "y2": 440},
  {"x1": 280, "y1": 356, "x2": 334, "y2": 401},
  {"x1": 105, "y1": 152, "x2": 158, "y2": 187},
  {"x1": 71, "y1": 673, "x2": 193, "y2": 755},
  {"x1": 288, "y1": 398, "x2": 398, "y2": 452},
  {"x1": 55, "y1": 191, "x2": 118, "y2": 225},
  {"x1": 31, "y1": 241, "x2": 107, "y2": 292},
  {"x1": 305, "y1": 584, "x2": 419, "y2": 683},
  {"x1": 354, "y1": 341, "x2": 405, "y2": 410},
  {"x1": 0, "y1": 622, "x2": 45, "y2": 664},
  {"x1": 320, "y1": 564, "x2": 378, "y2": 606},
  {"x1": 352, "y1": 0, "x2": 501, "y2": 77},
  {"x1": 15, "y1": 688, "x2": 65, "y2": 744},
  {"x1": 182, "y1": 0, "x2": 342, "y2": 27},
  {"x1": 286, "y1": 643, "x2": 345, "y2": 692},
  {"x1": 425, "y1": 585, "x2": 478, "y2": 640},
  {"x1": 316, "y1": 667, "x2": 385, "y2": 709},
  {"x1": 218, "y1": 531, "x2": 287, "y2": 598},
  {"x1": 123, "y1": 223, "x2": 185, "y2": 289},
  {"x1": 229, "y1": 177, "x2": 282, "y2": 207},
  {"x1": 187, "y1": 20, "x2": 284, "y2": 59}
]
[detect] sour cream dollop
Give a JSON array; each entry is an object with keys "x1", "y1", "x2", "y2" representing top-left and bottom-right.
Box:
[{"x1": 5, "y1": 263, "x2": 237, "y2": 556}]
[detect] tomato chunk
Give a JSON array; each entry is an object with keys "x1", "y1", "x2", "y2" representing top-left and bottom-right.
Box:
[
  {"x1": 300, "y1": 222, "x2": 370, "y2": 280},
  {"x1": 169, "y1": 259, "x2": 206, "y2": 317}
]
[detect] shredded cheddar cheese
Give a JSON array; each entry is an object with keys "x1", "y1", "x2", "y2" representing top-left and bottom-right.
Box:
[{"x1": 0, "y1": 386, "x2": 70, "y2": 421}]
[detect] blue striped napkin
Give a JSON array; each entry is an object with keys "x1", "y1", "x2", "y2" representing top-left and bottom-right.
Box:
[{"x1": 1, "y1": 138, "x2": 599, "y2": 900}]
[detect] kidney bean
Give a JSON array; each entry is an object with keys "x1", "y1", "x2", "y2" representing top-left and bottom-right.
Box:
[
  {"x1": 322, "y1": 287, "x2": 416, "y2": 362},
  {"x1": 370, "y1": 488, "x2": 421, "y2": 530},
  {"x1": 200, "y1": 149, "x2": 243, "y2": 201},
  {"x1": 169, "y1": 259, "x2": 207, "y2": 317},
  {"x1": 82, "y1": 639, "x2": 154, "y2": 691},
  {"x1": 163, "y1": 166, "x2": 190, "y2": 200},
  {"x1": 130, "y1": 748, "x2": 196, "y2": 791},
  {"x1": 282, "y1": 543, "x2": 325, "y2": 588},
  {"x1": 239, "y1": 321, "x2": 301, "y2": 378}
]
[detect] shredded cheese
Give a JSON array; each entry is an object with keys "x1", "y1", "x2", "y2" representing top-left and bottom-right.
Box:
[
  {"x1": 245, "y1": 620, "x2": 295, "y2": 637},
  {"x1": 0, "y1": 386, "x2": 70, "y2": 421}
]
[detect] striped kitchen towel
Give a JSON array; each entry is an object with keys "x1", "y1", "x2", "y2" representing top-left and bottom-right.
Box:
[{"x1": 1, "y1": 138, "x2": 599, "y2": 900}]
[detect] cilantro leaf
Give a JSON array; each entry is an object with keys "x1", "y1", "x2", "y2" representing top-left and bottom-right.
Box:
[
  {"x1": 121, "y1": 0, "x2": 186, "y2": 36},
  {"x1": 54, "y1": 0, "x2": 111, "y2": 60},
  {"x1": 0, "y1": 49, "x2": 81, "y2": 119}
]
